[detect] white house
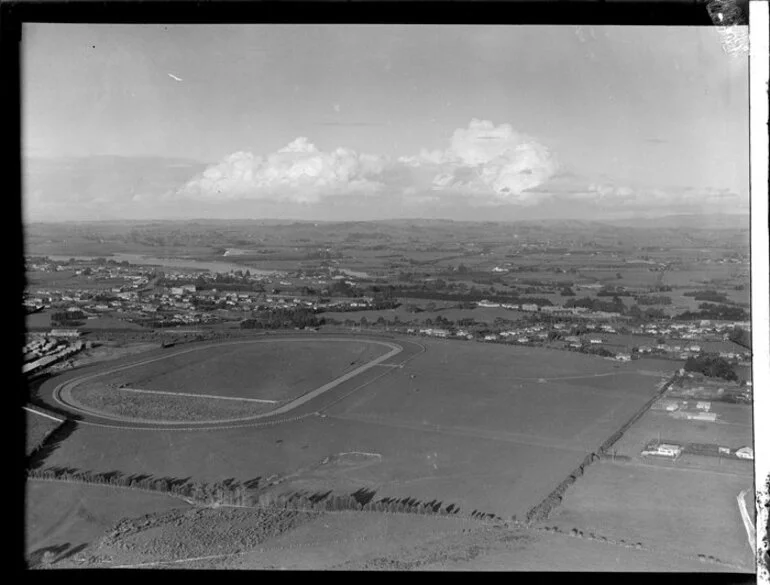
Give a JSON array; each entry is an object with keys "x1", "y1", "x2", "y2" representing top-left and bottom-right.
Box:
[
  {"x1": 735, "y1": 446, "x2": 754, "y2": 460},
  {"x1": 642, "y1": 443, "x2": 682, "y2": 458}
]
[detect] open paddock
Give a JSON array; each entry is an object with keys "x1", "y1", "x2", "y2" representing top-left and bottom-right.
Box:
[
  {"x1": 36, "y1": 413, "x2": 578, "y2": 520},
  {"x1": 546, "y1": 460, "x2": 754, "y2": 570}
]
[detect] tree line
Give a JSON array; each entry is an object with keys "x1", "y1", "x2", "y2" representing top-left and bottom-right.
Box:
[
  {"x1": 240, "y1": 307, "x2": 324, "y2": 330},
  {"x1": 26, "y1": 467, "x2": 505, "y2": 523}
]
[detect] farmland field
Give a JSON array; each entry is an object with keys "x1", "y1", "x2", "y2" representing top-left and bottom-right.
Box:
[
  {"x1": 327, "y1": 339, "x2": 675, "y2": 451},
  {"x1": 545, "y1": 460, "x2": 755, "y2": 570}
]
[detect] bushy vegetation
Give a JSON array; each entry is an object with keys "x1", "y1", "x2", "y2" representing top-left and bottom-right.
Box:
[
  {"x1": 676, "y1": 303, "x2": 748, "y2": 321},
  {"x1": 683, "y1": 354, "x2": 738, "y2": 381},
  {"x1": 635, "y1": 295, "x2": 672, "y2": 306},
  {"x1": 241, "y1": 307, "x2": 325, "y2": 330},
  {"x1": 565, "y1": 296, "x2": 626, "y2": 314},
  {"x1": 683, "y1": 290, "x2": 730, "y2": 303},
  {"x1": 727, "y1": 326, "x2": 751, "y2": 349}
]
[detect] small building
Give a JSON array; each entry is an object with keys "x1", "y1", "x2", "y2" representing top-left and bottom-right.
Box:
[
  {"x1": 642, "y1": 443, "x2": 683, "y2": 458},
  {"x1": 735, "y1": 446, "x2": 754, "y2": 460},
  {"x1": 49, "y1": 329, "x2": 81, "y2": 338}
]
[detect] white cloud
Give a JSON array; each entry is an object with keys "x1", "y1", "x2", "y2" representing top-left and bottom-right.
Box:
[
  {"x1": 409, "y1": 119, "x2": 559, "y2": 203},
  {"x1": 175, "y1": 138, "x2": 388, "y2": 204},
  {"x1": 173, "y1": 119, "x2": 558, "y2": 206},
  {"x1": 166, "y1": 119, "x2": 743, "y2": 215}
]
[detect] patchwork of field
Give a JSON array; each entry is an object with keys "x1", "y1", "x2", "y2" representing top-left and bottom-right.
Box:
[
  {"x1": 25, "y1": 481, "x2": 190, "y2": 565},
  {"x1": 77, "y1": 339, "x2": 390, "y2": 402},
  {"x1": 545, "y1": 460, "x2": 755, "y2": 571}
]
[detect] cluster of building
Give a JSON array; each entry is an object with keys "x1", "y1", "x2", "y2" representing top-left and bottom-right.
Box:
[
  {"x1": 22, "y1": 331, "x2": 85, "y2": 375},
  {"x1": 642, "y1": 440, "x2": 753, "y2": 461}
]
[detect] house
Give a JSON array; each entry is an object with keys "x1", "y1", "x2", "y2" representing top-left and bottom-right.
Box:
[
  {"x1": 478, "y1": 300, "x2": 500, "y2": 308},
  {"x1": 695, "y1": 401, "x2": 711, "y2": 411},
  {"x1": 718, "y1": 446, "x2": 731, "y2": 455},
  {"x1": 683, "y1": 411, "x2": 717, "y2": 422},
  {"x1": 484, "y1": 334, "x2": 498, "y2": 341},
  {"x1": 49, "y1": 329, "x2": 81, "y2": 338},
  {"x1": 520, "y1": 304, "x2": 538, "y2": 312},
  {"x1": 588, "y1": 338, "x2": 603, "y2": 344},
  {"x1": 616, "y1": 353, "x2": 632, "y2": 362},
  {"x1": 735, "y1": 446, "x2": 753, "y2": 460},
  {"x1": 642, "y1": 443, "x2": 682, "y2": 458}
]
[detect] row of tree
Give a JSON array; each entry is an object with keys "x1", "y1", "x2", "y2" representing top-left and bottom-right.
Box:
[{"x1": 26, "y1": 467, "x2": 504, "y2": 522}]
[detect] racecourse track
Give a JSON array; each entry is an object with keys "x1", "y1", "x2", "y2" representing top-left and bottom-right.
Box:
[{"x1": 35, "y1": 335, "x2": 426, "y2": 431}]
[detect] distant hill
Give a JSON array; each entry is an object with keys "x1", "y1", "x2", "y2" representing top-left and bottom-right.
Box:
[{"x1": 601, "y1": 214, "x2": 749, "y2": 231}]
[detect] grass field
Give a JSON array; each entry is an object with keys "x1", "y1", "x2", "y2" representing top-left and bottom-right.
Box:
[
  {"x1": 546, "y1": 460, "x2": 755, "y2": 570},
  {"x1": 42, "y1": 337, "x2": 674, "y2": 521},
  {"x1": 25, "y1": 409, "x2": 65, "y2": 456},
  {"x1": 68, "y1": 385, "x2": 276, "y2": 422},
  {"x1": 328, "y1": 340, "x2": 673, "y2": 451},
  {"x1": 25, "y1": 480, "x2": 190, "y2": 565},
  {"x1": 81, "y1": 339, "x2": 389, "y2": 402}
]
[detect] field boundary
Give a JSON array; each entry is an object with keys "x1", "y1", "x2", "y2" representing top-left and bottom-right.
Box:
[
  {"x1": 525, "y1": 371, "x2": 681, "y2": 525},
  {"x1": 52, "y1": 337, "x2": 403, "y2": 426}
]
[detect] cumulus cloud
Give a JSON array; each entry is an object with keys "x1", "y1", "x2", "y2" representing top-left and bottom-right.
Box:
[
  {"x1": 173, "y1": 119, "x2": 559, "y2": 207},
  {"x1": 166, "y1": 119, "x2": 743, "y2": 215},
  {"x1": 174, "y1": 137, "x2": 388, "y2": 204},
  {"x1": 402, "y1": 119, "x2": 559, "y2": 204}
]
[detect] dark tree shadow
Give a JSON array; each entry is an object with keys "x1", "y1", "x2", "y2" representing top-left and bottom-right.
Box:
[
  {"x1": 27, "y1": 419, "x2": 80, "y2": 470},
  {"x1": 26, "y1": 541, "x2": 88, "y2": 568}
]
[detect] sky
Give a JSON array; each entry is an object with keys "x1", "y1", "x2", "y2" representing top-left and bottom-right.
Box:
[{"x1": 22, "y1": 24, "x2": 750, "y2": 222}]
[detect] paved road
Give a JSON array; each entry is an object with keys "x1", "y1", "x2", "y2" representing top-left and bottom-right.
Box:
[{"x1": 35, "y1": 335, "x2": 425, "y2": 431}]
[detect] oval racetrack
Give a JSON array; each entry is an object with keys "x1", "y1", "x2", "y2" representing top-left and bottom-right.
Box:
[{"x1": 37, "y1": 336, "x2": 426, "y2": 431}]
